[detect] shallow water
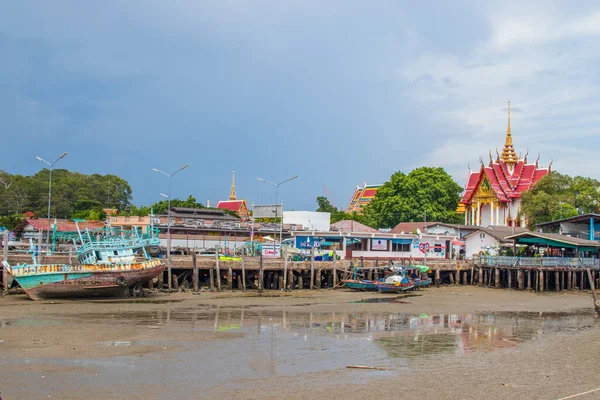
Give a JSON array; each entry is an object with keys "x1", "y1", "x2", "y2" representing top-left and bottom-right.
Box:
[{"x1": 0, "y1": 303, "x2": 598, "y2": 399}]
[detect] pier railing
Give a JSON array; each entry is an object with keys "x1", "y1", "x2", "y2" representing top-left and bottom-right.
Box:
[{"x1": 475, "y1": 255, "x2": 600, "y2": 269}]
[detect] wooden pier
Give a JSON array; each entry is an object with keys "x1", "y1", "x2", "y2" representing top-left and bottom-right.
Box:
[{"x1": 3, "y1": 251, "x2": 600, "y2": 293}]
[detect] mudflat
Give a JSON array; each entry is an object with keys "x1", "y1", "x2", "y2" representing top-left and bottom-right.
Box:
[{"x1": 0, "y1": 287, "x2": 598, "y2": 400}]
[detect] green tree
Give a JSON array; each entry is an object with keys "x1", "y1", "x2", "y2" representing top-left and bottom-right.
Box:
[
  {"x1": 520, "y1": 172, "x2": 600, "y2": 228},
  {"x1": 0, "y1": 214, "x2": 25, "y2": 231},
  {"x1": 0, "y1": 169, "x2": 133, "y2": 219},
  {"x1": 362, "y1": 167, "x2": 463, "y2": 229},
  {"x1": 315, "y1": 196, "x2": 364, "y2": 224},
  {"x1": 150, "y1": 195, "x2": 205, "y2": 215}
]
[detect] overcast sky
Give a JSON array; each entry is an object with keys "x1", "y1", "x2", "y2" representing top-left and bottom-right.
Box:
[{"x1": 2, "y1": 1, "x2": 599, "y2": 211}]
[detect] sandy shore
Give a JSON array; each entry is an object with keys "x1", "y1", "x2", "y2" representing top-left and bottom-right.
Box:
[{"x1": 0, "y1": 287, "x2": 599, "y2": 399}]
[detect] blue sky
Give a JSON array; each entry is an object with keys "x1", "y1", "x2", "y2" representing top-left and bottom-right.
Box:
[{"x1": 2, "y1": 1, "x2": 600, "y2": 211}]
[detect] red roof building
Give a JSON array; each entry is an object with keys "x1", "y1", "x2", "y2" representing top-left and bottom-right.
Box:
[
  {"x1": 345, "y1": 183, "x2": 382, "y2": 213},
  {"x1": 15, "y1": 218, "x2": 106, "y2": 239},
  {"x1": 460, "y1": 102, "x2": 550, "y2": 227},
  {"x1": 216, "y1": 171, "x2": 250, "y2": 219}
]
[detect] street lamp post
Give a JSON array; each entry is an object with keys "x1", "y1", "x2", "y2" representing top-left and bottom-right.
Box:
[
  {"x1": 256, "y1": 175, "x2": 298, "y2": 255},
  {"x1": 36, "y1": 152, "x2": 68, "y2": 250},
  {"x1": 153, "y1": 163, "x2": 190, "y2": 290}
]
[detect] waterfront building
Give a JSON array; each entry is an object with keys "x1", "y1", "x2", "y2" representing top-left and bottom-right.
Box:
[
  {"x1": 464, "y1": 226, "x2": 527, "y2": 258},
  {"x1": 535, "y1": 213, "x2": 600, "y2": 241},
  {"x1": 460, "y1": 102, "x2": 551, "y2": 227},
  {"x1": 345, "y1": 182, "x2": 382, "y2": 213},
  {"x1": 288, "y1": 229, "x2": 454, "y2": 260}
]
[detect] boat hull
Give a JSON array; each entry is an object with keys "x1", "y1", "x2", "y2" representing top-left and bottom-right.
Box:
[
  {"x1": 343, "y1": 280, "x2": 379, "y2": 291},
  {"x1": 8, "y1": 260, "x2": 164, "y2": 301},
  {"x1": 378, "y1": 283, "x2": 415, "y2": 293},
  {"x1": 414, "y1": 278, "x2": 432, "y2": 287}
]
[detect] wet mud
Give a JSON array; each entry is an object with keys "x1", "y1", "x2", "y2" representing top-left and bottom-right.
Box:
[{"x1": 0, "y1": 287, "x2": 599, "y2": 399}]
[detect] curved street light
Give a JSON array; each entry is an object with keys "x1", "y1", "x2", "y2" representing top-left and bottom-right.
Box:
[
  {"x1": 256, "y1": 175, "x2": 299, "y2": 251},
  {"x1": 153, "y1": 163, "x2": 190, "y2": 290}
]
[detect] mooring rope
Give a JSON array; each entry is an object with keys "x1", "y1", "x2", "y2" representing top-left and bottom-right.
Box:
[{"x1": 557, "y1": 387, "x2": 600, "y2": 400}]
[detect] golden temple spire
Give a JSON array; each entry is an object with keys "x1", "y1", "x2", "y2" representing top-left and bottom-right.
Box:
[
  {"x1": 229, "y1": 170, "x2": 237, "y2": 200},
  {"x1": 500, "y1": 101, "x2": 519, "y2": 165}
]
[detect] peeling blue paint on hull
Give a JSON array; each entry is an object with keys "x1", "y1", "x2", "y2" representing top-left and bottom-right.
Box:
[{"x1": 13, "y1": 265, "x2": 164, "y2": 301}]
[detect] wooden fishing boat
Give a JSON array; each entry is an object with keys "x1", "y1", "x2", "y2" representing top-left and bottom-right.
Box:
[
  {"x1": 413, "y1": 277, "x2": 432, "y2": 287},
  {"x1": 343, "y1": 279, "x2": 380, "y2": 291},
  {"x1": 378, "y1": 274, "x2": 414, "y2": 293},
  {"x1": 2, "y1": 224, "x2": 164, "y2": 301}
]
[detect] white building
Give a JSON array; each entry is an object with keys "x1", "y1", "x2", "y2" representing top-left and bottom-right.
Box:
[
  {"x1": 463, "y1": 226, "x2": 527, "y2": 258},
  {"x1": 283, "y1": 211, "x2": 330, "y2": 231}
]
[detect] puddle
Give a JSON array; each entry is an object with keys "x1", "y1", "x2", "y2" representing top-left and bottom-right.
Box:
[
  {"x1": 352, "y1": 294, "x2": 421, "y2": 304},
  {"x1": 87, "y1": 299, "x2": 185, "y2": 304}
]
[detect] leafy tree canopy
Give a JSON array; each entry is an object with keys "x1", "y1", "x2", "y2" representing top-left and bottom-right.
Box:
[
  {"x1": 149, "y1": 195, "x2": 205, "y2": 215},
  {"x1": 362, "y1": 167, "x2": 463, "y2": 229},
  {"x1": 520, "y1": 172, "x2": 600, "y2": 228},
  {"x1": 0, "y1": 169, "x2": 132, "y2": 220},
  {"x1": 316, "y1": 196, "x2": 365, "y2": 224}
]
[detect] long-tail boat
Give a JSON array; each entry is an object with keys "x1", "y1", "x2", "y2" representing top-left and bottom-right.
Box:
[
  {"x1": 342, "y1": 279, "x2": 380, "y2": 291},
  {"x1": 378, "y1": 274, "x2": 414, "y2": 293},
  {"x1": 1, "y1": 223, "x2": 164, "y2": 301}
]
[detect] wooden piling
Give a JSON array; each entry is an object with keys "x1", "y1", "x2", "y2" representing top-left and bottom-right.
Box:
[
  {"x1": 435, "y1": 268, "x2": 441, "y2": 286},
  {"x1": 585, "y1": 269, "x2": 600, "y2": 312},
  {"x1": 507, "y1": 269, "x2": 512, "y2": 289},
  {"x1": 215, "y1": 245, "x2": 222, "y2": 292},
  {"x1": 316, "y1": 269, "x2": 322, "y2": 289},
  {"x1": 298, "y1": 271, "x2": 304, "y2": 289},
  {"x1": 237, "y1": 270, "x2": 244, "y2": 290},
  {"x1": 333, "y1": 257, "x2": 338, "y2": 288},
  {"x1": 449, "y1": 271, "x2": 455, "y2": 285},
  {"x1": 518, "y1": 270, "x2": 524, "y2": 290},
  {"x1": 567, "y1": 270, "x2": 572, "y2": 291},
  {"x1": 288, "y1": 269, "x2": 294, "y2": 290},
  {"x1": 227, "y1": 266, "x2": 233, "y2": 290},
  {"x1": 209, "y1": 268, "x2": 215, "y2": 291},
  {"x1": 310, "y1": 247, "x2": 315, "y2": 289},
  {"x1": 495, "y1": 268, "x2": 500, "y2": 288},
  {"x1": 283, "y1": 248, "x2": 288, "y2": 290},
  {"x1": 173, "y1": 273, "x2": 179, "y2": 290},
  {"x1": 278, "y1": 271, "x2": 284, "y2": 290},
  {"x1": 539, "y1": 270, "x2": 544, "y2": 292},
  {"x1": 555, "y1": 271, "x2": 560, "y2": 292},
  {"x1": 241, "y1": 248, "x2": 246, "y2": 292},
  {"x1": 2, "y1": 230, "x2": 8, "y2": 295},
  {"x1": 258, "y1": 253, "x2": 264, "y2": 292},
  {"x1": 470, "y1": 265, "x2": 474, "y2": 285},
  {"x1": 192, "y1": 250, "x2": 198, "y2": 292},
  {"x1": 478, "y1": 267, "x2": 483, "y2": 286}
]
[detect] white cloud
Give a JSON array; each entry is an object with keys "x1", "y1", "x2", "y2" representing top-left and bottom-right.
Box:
[{"x1": 398, "y1": 2, "x2": 600, "y2": 183}]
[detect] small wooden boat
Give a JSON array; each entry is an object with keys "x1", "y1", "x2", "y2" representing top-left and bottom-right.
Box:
[
  {"x1": 378, "y1": 281, "x2": 415, "y2": 293},
  {"x1": 413, "y1": 277, "x2": 432, "y2": 287},
  {"x1": 378, "y1": 274, "x2": 414, "y2": 293},
  {"x1": 343, "y1": 279, "x2": 379, "y2": 291}
]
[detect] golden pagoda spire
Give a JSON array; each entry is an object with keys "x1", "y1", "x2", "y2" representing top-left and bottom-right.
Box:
[
  {"x1": 500, "y1": 101, "x2": 519, "y2": 165},
  {"x1": 229, "y1": 170, "x2": 237, "y2": 200}
]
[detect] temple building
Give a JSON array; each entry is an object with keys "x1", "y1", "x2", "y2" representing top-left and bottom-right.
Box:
[
  {"x1": 460, "y1": 102, "x2": 551, "y2": 227},
  {"x1": 345, "y1": 183, "x2": 382, "y2": 213},
  {"x1": 216, "y1": 171, "x2": 250, "y2": 219}
]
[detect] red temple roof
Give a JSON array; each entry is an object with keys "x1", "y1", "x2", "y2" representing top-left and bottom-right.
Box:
[{"x1": 461, "y1": 159, "x2": 549, "y2": 205}]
